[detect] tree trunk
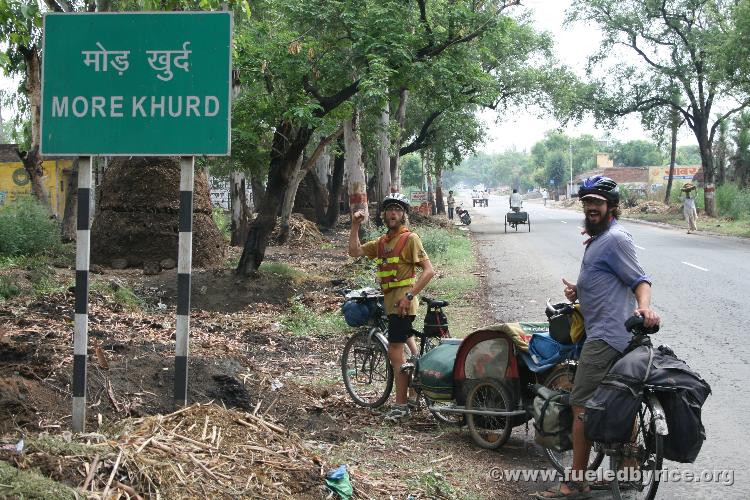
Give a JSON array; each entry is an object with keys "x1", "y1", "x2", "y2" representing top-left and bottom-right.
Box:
[
  {"x1": 60, "y1": 159, "x2": 79, "y2": 243},
  {"x1": 19, "y1": 46, "x2": 49, "y2": 208},
  {"x1": 249, "y1": 169, "x2": 265, "y2": 213},
  {"x1": 435, "y1": 162, "x2": 445, "y2": 214},
  {"x1": 322, "y1": 138, "x2": 345, "y2": 229},
  {"x1": 302, "y1": 170, "x2": 329, "y2": 223},
  {"x1": 389, "y1": 88, "x2": 408, "y2": 192},
  {"x1": 664, "y1": 107, "x2": 679, "y2": 205},
  {"x1": 237, "y1": 122, "x2": 313, "y2": 275},
  {"x1": 344, "y1": 114, "x2": 368, "y2": 222},
  {"x1": 230, "y1": 171, "x2": 250, "y2": 246},
  {"x1": 715, "y1": 121, "x2": 728, "y2": 187},
  {"x1": 278, "y1": 154, "x2": 305, "y2": 244},
  {"x1": 314, "y1": 145, "x2": 330, "y2": 193},
  {"x1": 425, "y1": 154, "x2": 435, "y2": 215},
  {"x1": 696, "y1": 119, "x2": 717, "y2": 217},
  {"x1": 377, "y1": 104, "x2": 391, "y2": 201}
]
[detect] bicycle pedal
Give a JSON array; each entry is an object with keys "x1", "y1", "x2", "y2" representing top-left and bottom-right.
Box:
[{"x1": 400, "y1": 362, "x2": 415, "y2": 373}]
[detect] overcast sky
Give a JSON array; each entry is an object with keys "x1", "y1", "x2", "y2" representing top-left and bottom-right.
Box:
[{"x1": 478, "y1": 0, "x2": 696, "y2": 153}]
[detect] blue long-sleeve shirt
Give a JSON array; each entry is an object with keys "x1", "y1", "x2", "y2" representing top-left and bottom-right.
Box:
[{"x1": 577, "y1": 220, "x2": 651, "y2": 352}]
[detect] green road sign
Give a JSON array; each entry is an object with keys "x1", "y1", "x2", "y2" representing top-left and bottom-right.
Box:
[{"x1": 41, "y1": 12, "x2": 232, "y2": 156}]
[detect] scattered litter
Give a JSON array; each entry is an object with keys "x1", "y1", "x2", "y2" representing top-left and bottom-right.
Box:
[
  {"x1": 271, "y1": 379, "x2": 284, "y2": 391},
  {"x1": 325, "y1": 464, "x2": 353, "y2": 500}
]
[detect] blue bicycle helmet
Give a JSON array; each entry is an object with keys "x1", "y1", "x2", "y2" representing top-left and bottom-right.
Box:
[{"x1": 578, "y1": 175, "x2": 619, "y2": 204}]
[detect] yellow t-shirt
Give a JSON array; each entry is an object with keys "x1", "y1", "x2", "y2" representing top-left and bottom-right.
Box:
[{"x1": 362, "y1": 230, "x2": 429, "y2": 316}]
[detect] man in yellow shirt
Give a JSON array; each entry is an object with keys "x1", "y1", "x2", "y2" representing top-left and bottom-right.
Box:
[{"x1": 348, "y1": 193, "x2": 436, "y2": 422}]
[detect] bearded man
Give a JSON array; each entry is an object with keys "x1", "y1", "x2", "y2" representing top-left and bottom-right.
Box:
[{"x1": 535, "y1": 176, "x2": 660, "y2": 499}]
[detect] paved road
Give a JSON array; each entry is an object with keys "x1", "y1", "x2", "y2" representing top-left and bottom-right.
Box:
[{"x1": 467, "y1": 195, "x2": 748, "y2": 499}]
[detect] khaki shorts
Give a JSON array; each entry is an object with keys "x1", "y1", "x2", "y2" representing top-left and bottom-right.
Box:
[{"x1": 570, "y1": 340, "x2": 620, "y2": 407}]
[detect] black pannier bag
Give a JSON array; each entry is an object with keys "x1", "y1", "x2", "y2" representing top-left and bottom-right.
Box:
[
  {"x1": 584, "y1": 376, "x2": 643, "y2": 443},
  {"x1": 648, "y1": 345, "x2": 711, "y2": 463},
  {"x1": 658, "y1": 389, "x2": 706, "y2": 463},
  {"x1": 424, "y1": 310, "x2": 449, "y2": 338},
  {"x1": 584, "y1": 344, "x2": 711, "y2": 462},
  {"x1": 531, "y1": 385, "x2": 573, "y2": 452}
]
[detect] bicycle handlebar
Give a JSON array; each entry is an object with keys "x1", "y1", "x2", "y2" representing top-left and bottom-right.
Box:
[{"x1": 624, "y1": 315, "x2": 660, "y2": 335}]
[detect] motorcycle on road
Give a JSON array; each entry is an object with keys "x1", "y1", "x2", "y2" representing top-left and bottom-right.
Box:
[{"x1": 456, "y1": 204, "x2": 471, "y2": 225}]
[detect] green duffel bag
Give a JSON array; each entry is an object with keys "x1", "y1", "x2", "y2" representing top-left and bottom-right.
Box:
[
  {"x1": 416, "y1": 341, "x2": 460, "y2": 401},
  {"x1": 531, "y1": 384, "x2": 573, "y2": 452}
]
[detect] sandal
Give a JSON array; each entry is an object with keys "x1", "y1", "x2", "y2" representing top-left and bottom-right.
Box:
[{"x1": 530, "y1": 482, "x2": 591, "y2": 499}]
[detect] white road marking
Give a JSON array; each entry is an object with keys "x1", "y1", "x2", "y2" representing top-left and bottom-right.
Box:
[
  {"x1": 560, "y1": 221, "x2": 567, "y2": 224},
  {"x1": 681, "y1": 261, "x2": 709, "y2": 272},
  {"x1": 635, "y1": 245, "x2": 645, "y2": 250}
]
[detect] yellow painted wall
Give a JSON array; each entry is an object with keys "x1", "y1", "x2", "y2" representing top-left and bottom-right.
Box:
[{"x1": 0, "y1": 159, "x2": 73, "y2": 217}]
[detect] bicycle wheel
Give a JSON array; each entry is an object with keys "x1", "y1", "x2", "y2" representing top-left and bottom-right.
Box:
[
  {"x1": 424, "y1": 393, "x2": 465, "y2": 426},
  {"x1": 465, "y1": 380, "x2": 513, "y2": 449},
  {"x1": 610, "y1": 398, "x2": 664, "y2": 500},
  {"x1": 542, "y1": 366, "x2": 605, "y2": 474},
  {"x1": 341, "y1": 330, "x2": 393, "y2": 408}
]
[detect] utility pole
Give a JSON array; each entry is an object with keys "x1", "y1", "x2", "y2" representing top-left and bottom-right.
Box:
[{"x1": 569, "y1": 141, "x2": 573, "y2": 197}]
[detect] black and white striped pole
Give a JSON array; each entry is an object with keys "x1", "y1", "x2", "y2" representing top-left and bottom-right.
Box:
[
  {"x1": 72, "y1": 156, "x2": 92, "y2": 432},
  {"x1": 174, "y1": 156, "x2": 194, "y2": 406}
]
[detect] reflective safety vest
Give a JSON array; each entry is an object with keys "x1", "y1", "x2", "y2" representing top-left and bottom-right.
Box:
[{"x1": 374, "y1": 230, "x2": 416, "y2": 292}]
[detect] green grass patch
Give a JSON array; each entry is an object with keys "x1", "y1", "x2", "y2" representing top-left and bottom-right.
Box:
[
  {"x1": 281, "y1": 297, "x2": 348, "y2": 337},
  {"x1": 0, "y1": 195, "x2": 60, "y2": 257},
  {"x1": 418, "y1": 225, "x2": 477, "y2": 304},
  {"x1": 90, "y1": 280, "x2": 146, "y2": 311},
  {"x1": 212, "y1": 207, "x2": 231, "y2": 241},
  {"x1": 0, "y1": 275, "x2": 22, "y2": 300},
  {"x1": 0, "y1": 460, "x2": 77, "y2": 500},
  {"x1": 406, "y1": 471, "x2": 458, "y2": 499},
  {"x1": 259, "y1": 261, "x2": 305, "y2": 280},
  {"x1": 113, "y1": 286, "x2": 146, "y2": 310}
]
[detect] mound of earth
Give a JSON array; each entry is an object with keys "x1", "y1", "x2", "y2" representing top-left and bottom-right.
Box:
[
  {"x1": 269, "y1": 213, "x2": 327, "y2": 248},
  {"x1": 622, "y1": 199, "x2": 681, "y2": 215},
  {"x1": 91, "y1": 157, "x2": 226, "y2": 269}
]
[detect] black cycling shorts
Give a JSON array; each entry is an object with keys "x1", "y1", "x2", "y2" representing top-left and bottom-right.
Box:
[{"x1": 387, "y1": 314, "x2": 416, "y2": 343}]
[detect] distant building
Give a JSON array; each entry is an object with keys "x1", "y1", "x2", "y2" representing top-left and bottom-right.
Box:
[
  {"x1": 647, "y1": 165, "x2": 703, "y2": 189},
  {"x1": 0, "y1": 144, "x2": 73, "y2": 217},
  {"x1": 596, "y1": 153, "x2": 614, "y2": 169},
  {"x1": 574, "y1": 164, "x2": 703, "y2": 196}
]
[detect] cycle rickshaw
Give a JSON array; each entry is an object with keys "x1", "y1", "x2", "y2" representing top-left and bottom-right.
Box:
[{"x1": 505, "y1": 206, "x2": 530, "y2": 232}]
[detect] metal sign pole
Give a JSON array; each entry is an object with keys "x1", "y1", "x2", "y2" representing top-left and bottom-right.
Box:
[
  {"x1": 72, "y1": 156, "x2": 92, "y2": 432},
  {"x1": 174, "y1": 156, "x2": 194, "y2": 406}
]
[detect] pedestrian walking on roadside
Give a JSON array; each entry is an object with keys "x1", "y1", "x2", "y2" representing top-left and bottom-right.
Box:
[
  {"x1": 681, "y1": 183, "x2": 698, "y2": 234},
  {"x1": 447, "y1": 190, "x2": 456, "y2": 220},
  {"x1": 542, "y1": 189, "x2": 549, "y2": 206}
]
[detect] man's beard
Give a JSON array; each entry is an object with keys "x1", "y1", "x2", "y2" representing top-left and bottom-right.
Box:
[{"x1": 584, "y1": 215, "x2": 610, "y2": 236}]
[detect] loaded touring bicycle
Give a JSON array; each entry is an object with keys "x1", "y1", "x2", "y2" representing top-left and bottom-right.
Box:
[{"x1": 340, "y1": 290, "x2": 586, "y2": 443}]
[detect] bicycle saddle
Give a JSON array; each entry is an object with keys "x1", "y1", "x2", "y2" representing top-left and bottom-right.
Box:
[{"x1": 421, "y1": 296, "x2": 449, "y2": 308}]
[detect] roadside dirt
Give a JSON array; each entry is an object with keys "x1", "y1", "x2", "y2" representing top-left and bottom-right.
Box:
[{"x1": 0, "y1": 213, "x2": 533, "y2": 499}]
